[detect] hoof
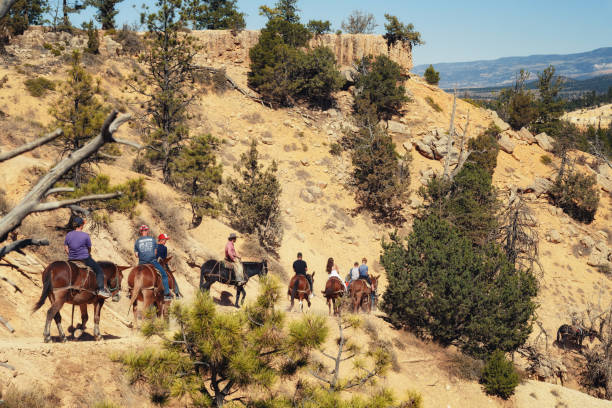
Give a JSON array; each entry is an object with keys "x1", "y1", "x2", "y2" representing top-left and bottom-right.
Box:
[
  {"x1": 74, "y1": 329, "x2": 83, "y2": 338},
  {"x1": 94, "y1": 335, "x2": 102, "y2": 341},
  {"x1": 60, "y1": 336, "x2": 67, "y2": 343},
  {"x1": 44, "y1": 335, "x2": 52, "y2": 343}
]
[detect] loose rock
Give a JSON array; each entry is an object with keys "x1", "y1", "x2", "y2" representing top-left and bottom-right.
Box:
[{"x1": 535, "y1": 132, "x2": 555, "y2": 152}]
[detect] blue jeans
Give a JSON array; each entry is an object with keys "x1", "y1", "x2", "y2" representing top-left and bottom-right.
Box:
[
  {"x1": 80, "y1": 256, "x2": 105, "y2": 291},
  {"x1": 148, "y1": 260, "x2": 170, "y2": 295}
]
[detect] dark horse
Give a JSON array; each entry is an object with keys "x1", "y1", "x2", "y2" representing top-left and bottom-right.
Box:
[
  {"x1": 556, "y1": 324, "x2": 598, "y2": 350},
  {"x1": 33, "y1": 261, "x2": 128, "y2": 342},
  {"x1": 287, "y1": 272, "x2": 315, "y2": 312},
  {"x1": 322, "y1": 276, "x2": 345, "y2": 316},
  {"x1": 127, "y1": 257, "x2": 178, "y2": 325},
  {"x1": 348, "y1": 275, "x2": 379, "y2": 313},
  {"x1": 199, "y1": 259, "x2": 268, "y2": 307}
]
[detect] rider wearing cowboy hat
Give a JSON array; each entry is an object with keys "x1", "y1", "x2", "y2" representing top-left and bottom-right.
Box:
[{"x1": 225, "y1": 233, "x2": 246, "y2": 284}]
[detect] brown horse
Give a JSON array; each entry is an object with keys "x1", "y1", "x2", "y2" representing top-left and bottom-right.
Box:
[
  {"x1": 349, "y1": 275, "x2": 379, "y2": 313},
  {"x1": 127, "y1": 257, "x2": 178, "y2": 325},
  {"x1": 287, "y1": 272, "x2": 315, "y2": 312},
  {"x1": 322, "y1": 276, "x2": 345, "y2": 316},
  {"x1": 33, "y1": 261, "x2": 128, "y2": 342}
]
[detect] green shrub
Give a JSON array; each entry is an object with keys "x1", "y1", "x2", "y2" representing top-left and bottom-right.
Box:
[
  {"x1": 353, "y1": 55, "x2": 408, "y2": 121},
  {"x1": 24, "y1": 77, "x2": 55, "y2": 97},
  {"x1": 307, "y1": 19, "x2": 331, "y2": 35},
  {"x1": 69, "y1": 174, "x2": 146, "y2": 217},
  {"x1": 423, "y1": 64, "x2": 439, "y2": 85},
  {"x1": 112, "y1": 24, "x2": 143, "y2": 55},
  {"x1": 329, "y1": 142, "x2": 342, "y2": 156},
  {"x1": 467, "y1": 124, "x2": 500, "y2": 175},
  {"x1": 83, "y1": 21, "x2": 100, "y2": 54},
  {"x1": 550, "y1": 170, "x2": 599, "y2": 223},
  {"x1": 424, "y1": 96, "x2": 442, "y2": 112},
  {"x1": 540, "y1": 155, "x2": 552, "y2": 165},
  {"x1": 480, "y1": 350, "x2": 519, "y2": 399}
]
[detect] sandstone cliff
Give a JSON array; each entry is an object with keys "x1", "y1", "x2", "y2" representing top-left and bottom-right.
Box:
[{"x1": 191, "y1": 30, "x2": 413, "y2": 71}]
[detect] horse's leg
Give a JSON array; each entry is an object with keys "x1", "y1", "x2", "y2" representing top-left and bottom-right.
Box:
[
  {"x1": 327, "y1": 298, "x2": 332, "y2": 316},
  {"x1": 53, "y1": 307, "x2": 67, "y2": 343},
  {"x1": 75, "y1": 304, "x2": 88, "y2": 338},
  {"x1": 43, "y1": 292, "x2": 65, "y2": 343},
  {"x1": 235, "y1": 286, "x2": 241, "y2": 308},
  {"x1": 240, "y1": 286, "x2": 246, "y2": 306},
  {"x1": 93, "y1": 299, "x2": 105, "y2": 341}
]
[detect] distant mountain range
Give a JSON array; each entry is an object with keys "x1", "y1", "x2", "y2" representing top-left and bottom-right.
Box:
[
  {"x1": 455, "y1": 74, "x2": 612, "y2": 100},
  {"x1": 413, "y1": 47, "x2": 612, "y2": 89}
]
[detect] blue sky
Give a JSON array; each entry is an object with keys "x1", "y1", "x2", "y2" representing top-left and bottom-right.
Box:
[{"x1": 71, "y1": 0, "x2": 612, "y2": 66}]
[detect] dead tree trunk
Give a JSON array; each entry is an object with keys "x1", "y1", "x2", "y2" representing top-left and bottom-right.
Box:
[
  {"x1": 443, "y1": 91, "x2": 457, "y2": 179},
  {"x1": 0, "y1": 111, "x2": 132, "y2": 245}
]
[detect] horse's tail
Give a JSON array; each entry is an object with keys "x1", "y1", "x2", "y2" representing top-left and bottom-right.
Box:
[
  {"x1": 557, "y1": 326, "x2": 563, "y2": 343},
  {"x1": 32, "y1": 265, "x2": 53, "y2": 312},
  {"x1": 127, "y1": 273, "x2": 143, "y2": 316},
  {"x1": 291, "y1": 278, "x2": 299, "y2": 301}
]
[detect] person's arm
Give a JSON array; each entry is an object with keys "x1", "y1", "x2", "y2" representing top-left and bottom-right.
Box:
[
  {"x1": 64, "y1": 245, "x2": 69, "y2": 256},
  {"x1": 86, "y1": 235, "x2": 92, "y2": 255},
  {"x1": 134, "y1": 241, "x2": 138, "y2": 259}
]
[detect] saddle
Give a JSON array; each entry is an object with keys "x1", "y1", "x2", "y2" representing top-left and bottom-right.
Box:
[
  {"x1": 67, "y1": 260, "x2": 97, "y2": 292},
  {"x1": 358, "y1": 278, "x2": 371, "y2": 289}
]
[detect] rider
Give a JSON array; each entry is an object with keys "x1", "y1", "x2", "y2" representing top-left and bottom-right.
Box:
[
  {"x1": 347, "y1": 261, "x2": 359, "y2": 290},
  {"x1": 134, "y1": 225, "x2": 172, "y2": 301},
  {"x1": 225, "y1": 233, "x2": 246, "y2": 285},
  {"x1": 358, "y1": 257, "x2": 371, "y2": 285},
  {"x1": 326, "y1": 257, "x2": 346, "y2": 291},
  {"x1": 157, "y1": 233, "x2": 182, "y2": 299},
  {"x1": 64, "y1": 216, "x2": 110, "y2": 298},
  {"x1": 293, "y1": 252, "x2": 313, "y2": 298}
]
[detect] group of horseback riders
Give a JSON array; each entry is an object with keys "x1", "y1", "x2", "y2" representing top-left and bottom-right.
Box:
[{"x1": 64, "y1": 217, "x2": 181, "y2": 302}]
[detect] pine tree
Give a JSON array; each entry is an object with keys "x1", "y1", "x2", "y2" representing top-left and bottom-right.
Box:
[
  {"x1": 86, "y1": 0, "x2": 123, "y2": 30},
  {"x1": 171, "y1": 134, "x2": 223, "y2": 228},
  {"x1": 224, "y1": 140, "x2": 283, "y2": 250},
  {"x1": 190, "y1": 0, "x2": 245, "y2": 30},
  {"x1": 50, "y1": 51, "x2": 110, "y2": 186},
  {"x1": 119, "y1": 277, "x2": 328, "y2": 407},
  {"x1": 423, "y1": 64, "x2": 439, "y2": 85},
  {"x1": 353, "y1": 55, "x2": 408, "y2": 121},
  {"x1": 306, "y1": 19, "x2": 331, "y2": 36},
  {"x1": 351, "y1": 121, "x2": 408, "y2": 223},
  {"x1": 480, "y1": 350, "x2": 519, "y2": 399},
  {"x1": 383, "y1": 14, "x2": 423, "y2": 49},
  {"x1": 535, "y1": 65, "x2": 564, "y2": 133},
  {"x1": 82, "y1": 20, "x2": 99, "y2": 54},
  {"x1": 259, "y1": 0, "x2": 300, "y2": 23},
  {"x1": 0, "y1": 0, "x2": 47, "y2": 47},
  {"x1": 133, "y1": 0, "x2": 200, "y2": 184}
]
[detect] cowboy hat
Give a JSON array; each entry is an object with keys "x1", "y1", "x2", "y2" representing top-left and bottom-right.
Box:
[{"x1": 228, "y1": 233, "x2": 238, "y2": 240}]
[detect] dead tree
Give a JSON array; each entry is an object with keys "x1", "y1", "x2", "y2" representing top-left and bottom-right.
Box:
[
  {"x1": 0, "y1": 0, "x2": 18, "y2": 20},
  {"x1": 442, "y1": 91, "x2": 457, "y2": 179},
  {"x1": 497, "y1": 195, "x2": 541, "y2": 273},
  {"x1": 580, "y1": 302, "x2": 612, "y2": 399}
]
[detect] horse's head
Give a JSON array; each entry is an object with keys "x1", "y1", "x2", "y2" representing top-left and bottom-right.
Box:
[
  {"x1": 587, "y1": 328, "x2": 599, "y2": 342},
  {"x1": 160, "y1": 256, "x2": 173, "y2": 267},
  {"x1": 371, "y1": 274, "x2": 379, "y2": 292},
  {"x1": 111, "y1": 265, "x2": 130, "y2": 298},
  {"x1": 310, "y1": 271, "x2": 315, "y2": 285}
]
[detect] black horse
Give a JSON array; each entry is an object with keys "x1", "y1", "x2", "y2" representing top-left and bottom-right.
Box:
[
  {"x1": 199, "y1": 259, "x2": 268, "y2": 307},
  {"x1": 556, "y1": 324, "x2": 598, "y2": 350}
]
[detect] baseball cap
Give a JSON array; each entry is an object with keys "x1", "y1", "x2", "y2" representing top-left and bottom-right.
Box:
[
  {"x1": 73, "y1": 216, "x2": 84, "y2": 226},
  {"x1": 158, "y1": 233, "x2": 169, "y2": 240},
  {"x1": 139, "y1": 225, "x2": 149, "y2": 232}
]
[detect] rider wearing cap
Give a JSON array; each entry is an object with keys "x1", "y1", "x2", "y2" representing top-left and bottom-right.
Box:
[
  {"x1": 157, "y1": 233, "x2": 182, "y2": 299},
  {"x1": 64, "y1": 216, "x2": 110, "y2": 298},
  {"x1": 134, "y1": 225, "x2": 172, "y2": 301},
  {"x1": 225, "y1": 233, "x2": 246, "y2": 285}
]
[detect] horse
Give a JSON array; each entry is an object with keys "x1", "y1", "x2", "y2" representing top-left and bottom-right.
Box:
[
  {"x1": 287, "y1": 272, "x2": 315, "y2": 312},
  {"x1": 348, "y1": 275, "x2": 379, "y2": 313},
  {"x1": 199, "y1": 259, "x2": 268, "y2": 308},
  {"x1": 33, "y1": 261, "x2": 128, "y2": 343},
  {"x1": 322, "y1": 276, "x2": 345, "y2": 316},
  {"x1": 127, "y1": 257, "x2": 178, "y2": 325},
  {"x1": 556, "y1": 324, "x2": 598, "y2": 350}
]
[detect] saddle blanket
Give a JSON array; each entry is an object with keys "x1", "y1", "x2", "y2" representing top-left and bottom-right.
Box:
[{"x1": 70, "y1": 260, "x2": 93, "y2": 274}]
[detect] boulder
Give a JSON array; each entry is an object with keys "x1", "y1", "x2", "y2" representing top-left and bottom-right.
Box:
[
  {"x1": 387, "y1": 120, "x2": 411, "y2": 136},
  {"x1": 587, "y1": 250, "x2": 611, "y2": 268},
  {"x1": 535, "y1": 132, "x2": 555, "y2": 152},
  {"x1": 580, "y1": 235, "x2": 595, "y2": 249},
  {"x1": 260, "y1": 135, "x2": 274, "y2": 145},
  {"x1": 402, "y1": 141, "x2": 412, "y2": 153},
  {"x1": 492, "y1": 116, "x2": 511, "y2": 132},
  {"x1": 518, "y1": 127, "x2": 536, "y2": 144},
  {"x1": 525, "y1": 177, "x2": 553, "y2": 197},
  {"x1": 103, "y1": 36, "x2": 122, "y2": 55},
  {"x1": 547, "y1": 229, "x2": 562, "y2": 244},
  {"x1": 299, "y1": 189, "x2": 315, "y2": 203},
  {"x1": 498, "y1": 132, "x2": 516, "y2": 154},
  {"x1": 414, "y1": 140, "x2": 435, "y2": 160},
  {"x1": 597, "y1": 163, "x2": 612, "y2": 180},
  {"x1": 597, "y1": 174, "x2": 612, "y2": 192},
  {"x1": 409, "y1": 196, "x2": 423, "y2": 209}
]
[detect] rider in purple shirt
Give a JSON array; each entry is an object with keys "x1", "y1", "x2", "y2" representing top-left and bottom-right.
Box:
[{"x1": 64, "y1": 216, "x2": 110, "y2": 298}]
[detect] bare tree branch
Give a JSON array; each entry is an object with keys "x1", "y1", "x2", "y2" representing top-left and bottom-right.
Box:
[
  {"x1": 443, "y1": 91, "x2": 457, "y2": 179},
  {"x1": 0, "y1": 315, "x2": 15, "y2": 333},
  {"x1": 0, "y1": 0, "x2": 18, "y2": 20},
  {"x1": 33, "y1": 192, "x2": 121, "y2": 213},
  {"x1": 45, "y1": 187, "x2": 75, "y2": 196},
  {"x1": 0, "y1": 275, "x2": 22, "y2": 292},
  {"x1": 0, "y1": 129, "x2": 63, "y2": 163},
  {"x1": 0, "y1": 111, "x2": 131, "y2": 242},
  {"x1": 0, "y1": 238, "x2": 49, "y2": 258}
]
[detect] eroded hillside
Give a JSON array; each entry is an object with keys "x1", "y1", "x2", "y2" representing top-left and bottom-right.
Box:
[{"x1": 0, "y1": 28, "x2": 611, "y2": 408}]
